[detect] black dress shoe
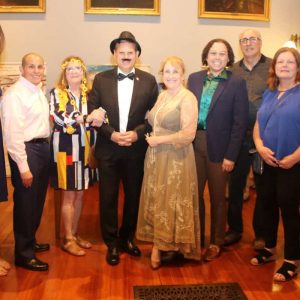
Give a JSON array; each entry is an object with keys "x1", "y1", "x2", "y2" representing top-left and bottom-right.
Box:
[
  {"x1": 161, "y1": 251, "x2": 184, "y2": 264},
  {"x1": 106, "y1": 247, "x2": 120, "y2": 266},
  {"x1": 34, "y1": 243, "x2": 50, "y2": 253},
  {"x1": 224, "y1": 231, "x2": 242, "y2": 246},
  {"x1": 15, "y1": 257, "x2": 49, "y2": 271},
  {"x1": 120, "y1": 240, "x2": 141, "y2": 257}
]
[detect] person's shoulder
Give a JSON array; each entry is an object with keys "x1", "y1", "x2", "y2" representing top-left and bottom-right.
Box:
[
  {"x1": 135, "y1": 68, "x2": 156, "y2": 80},
  {"x1": 94, "y1": 68, "x2": 116, "y2": 80},
  {"x1": 4, "y1": 79, "x2": 22, "y2": 95},
  {"x1": 188, "y1": 70, "x2": 205, "y2": 79},
  {"x1": 232, "y1": 59, "x2": 243, "y2": 70},
  {"x1": 227, "y1": 70, "x2": 244, "y2": 82}
]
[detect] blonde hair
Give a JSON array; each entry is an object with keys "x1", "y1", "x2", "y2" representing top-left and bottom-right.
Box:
[
  {"x1": 159, "y1": 56, "x2": 186, "y2": 75},
  {"x1": 57, "y1": 56, "x2": 90, "y2": 90}
]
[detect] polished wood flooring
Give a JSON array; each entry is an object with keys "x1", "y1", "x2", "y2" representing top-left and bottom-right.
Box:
[{"x1": 0, "y1": 179, "x2": 299, "y2": 300}]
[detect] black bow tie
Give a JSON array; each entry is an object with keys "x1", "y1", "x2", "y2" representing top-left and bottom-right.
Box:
[{"x1": 118, "y1": 72, "x2": 135, "y2": 81}]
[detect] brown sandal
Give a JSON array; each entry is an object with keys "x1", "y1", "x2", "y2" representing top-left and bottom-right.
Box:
[
  {"x1": 62, "y1": 238, "x2": 86, "y2": 256},
  {"x1": 73, "y1": 235, "x2": 92, "y2": 249}
]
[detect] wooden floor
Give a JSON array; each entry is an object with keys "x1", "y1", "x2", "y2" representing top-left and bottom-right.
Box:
[{"x1": 0, "y1": 179, "x2": 299, "y2": 300}]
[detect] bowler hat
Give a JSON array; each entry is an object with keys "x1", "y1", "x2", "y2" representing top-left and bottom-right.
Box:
[{"x1": 110, "y1": 31, "x2": 141, "y2": 56}]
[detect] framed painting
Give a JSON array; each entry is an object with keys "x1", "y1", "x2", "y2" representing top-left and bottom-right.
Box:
[
  {"x1": 0, "y1": 0, "x2": 45, "y2": 13},
  {"x1": 198, "y1": 0, "x2": 270, "y2": 21},
  {"x1": 84, "y1": 0, "x2": 160, "y2": 15}
]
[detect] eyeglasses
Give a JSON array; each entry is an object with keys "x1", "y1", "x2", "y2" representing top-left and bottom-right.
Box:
[
  {"x1": 66, "y1": 66, "x2": 83, "y2": 72},
  {"x1": 239, "y1": 37, "x2": 261, "y2": 45}
]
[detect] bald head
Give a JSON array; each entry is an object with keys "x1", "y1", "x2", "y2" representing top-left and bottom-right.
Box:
[
  {"x1": 20, "y1": 53, "x2": 45, "y2": 86},
  {"x1": 22, "y1": 52, "x2": 44, "y2": 67}
]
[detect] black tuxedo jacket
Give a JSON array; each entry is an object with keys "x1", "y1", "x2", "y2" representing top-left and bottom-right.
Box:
[
  {"x1": 188, "y1": 70, "x2": 249, "y2": 163},
  {"x1": 88, "y1": 67, "x2": 158, "y2": 159}
]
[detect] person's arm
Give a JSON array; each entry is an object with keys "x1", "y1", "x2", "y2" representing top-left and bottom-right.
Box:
[
  {"x1": 224, "y1": 79, "x2": 249, "y2": 164},
  {"x1": 146, "y1": 91, "x2": 198, "y2": 148},
  {"x1": 253, "y1": 118, "x2": 278, "y2": 167},
  {"x1": 1, "y1": 91, "x2": 32, "y2": 187},
  {"x1": 133, "y1": 77, "x2": 159, "y2": 141},
  {"x1": 88, "y1": 74, "x2": 116, "y2": 138}
]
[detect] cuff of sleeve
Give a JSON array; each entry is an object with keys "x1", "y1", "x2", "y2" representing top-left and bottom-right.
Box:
[{"x1": 18, "y1": 161, "x2": 30, "y2": 174}]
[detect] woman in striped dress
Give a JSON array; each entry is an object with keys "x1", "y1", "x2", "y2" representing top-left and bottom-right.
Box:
[{"x1": 50, "y1": 56, "x2": 105, "y2": 256}]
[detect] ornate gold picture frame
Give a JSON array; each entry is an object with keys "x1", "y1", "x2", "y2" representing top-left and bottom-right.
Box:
[
  {"x1": 0, "y1": 0, "x2": 45, "y2": 13},
  {"x1": 84, "y1": 0, "x2": 160, "y2": 15},
  {"x1": 198, "y1": 0, "x2": 270, "y2": 21}
]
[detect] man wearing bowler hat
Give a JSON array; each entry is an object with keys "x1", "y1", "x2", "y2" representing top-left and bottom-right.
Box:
[{"x1": 88, "y1": 31, "x2": 158, "y2": 265}]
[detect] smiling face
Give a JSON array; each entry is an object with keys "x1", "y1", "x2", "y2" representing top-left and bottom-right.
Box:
[
  {"x1": 65, "y1": 61, "x2": 84, "y2": 87},
  {"x1": 275, "y1": 51, "x2": 298, "y2": 83},
  {"x1": 206, "y1": 42, "x2": 229, "y2": 76},
  {"x1": 114, "y1": 41, "x2": 139, "y2": 73},
  {"x1": 20, "y1": 54, "x2": 45, "y2": 86},
  {"x1": 239, "y1": 29, "x2": 262, "y2": 59},
  {"x1": 162, "y1": 61, "x2": 184, "y2": 92}
]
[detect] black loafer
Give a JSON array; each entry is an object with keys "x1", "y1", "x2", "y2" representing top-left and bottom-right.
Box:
[
  {"x1": 106, "y1": 247, "x2": 120, "y2": 266},
  {"x1": 120, "y1": 240, "x2": 141, "y2": 257},
  {"x1": 223, "y1": 231, "x2": 242, "y2": 246},
  {"x1": 34, "y1": 243, "x2": 50, "y2": 253},
  {"x1": 15, "y1": 257, "x2": 49, "y2": 271}
]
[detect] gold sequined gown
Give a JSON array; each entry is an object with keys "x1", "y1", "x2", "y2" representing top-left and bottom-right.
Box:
[{"x1": 136, "y1": 87, "x2": 201, "y2": 260}]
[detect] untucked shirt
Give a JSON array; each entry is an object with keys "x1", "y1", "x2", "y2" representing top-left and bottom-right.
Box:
[
  {"x1": 1, "y1": 76, "x2": 50, "y2": 173},
  {"x1": 231, "y1": 55, "x2": 271, "y2": 130}
]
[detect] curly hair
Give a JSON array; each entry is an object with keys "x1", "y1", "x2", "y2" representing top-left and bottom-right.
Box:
[{"x1": 268, "y1": 47, "x2": 300, "y2": 90}]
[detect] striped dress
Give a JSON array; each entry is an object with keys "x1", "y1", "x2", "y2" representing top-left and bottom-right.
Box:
[{"x1": 50, "y1": 88, "x2": 98, "y2": 191}]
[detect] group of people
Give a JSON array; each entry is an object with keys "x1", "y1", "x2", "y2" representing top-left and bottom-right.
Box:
[{"x1": 0, "y1": 26, "x2": 299, "y2": 283}]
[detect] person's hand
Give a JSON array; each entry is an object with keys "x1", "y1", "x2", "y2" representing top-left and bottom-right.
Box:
[
  {"x1": 87, "y1": 109, "x2": 106, "y2": 127},
  {"x1": 75, "y1": 115, "x2": 84, "y2": 124},
  {"x1": 277, "y1": 154, "x2": 298, "y2": 169},
  {"x1": 222, "y1": 159, "x2": 235, "y2": 172},
  {"x1": 146, "y1": 135, "x2": 161, "y2": 147},
  {"x1": 21, "y1": 170, "x2": 33, "y2": 188},
  {"x1": 111, "y1": 131, "x2": 137, "y2": 146},
  {"x1": 257, "y1": 146, "x2": 278, "y2": 167}
]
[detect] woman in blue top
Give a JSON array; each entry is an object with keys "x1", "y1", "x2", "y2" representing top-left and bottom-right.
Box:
[{"x1": 251, "y1": 47, "x2": 300, "y2": 282}]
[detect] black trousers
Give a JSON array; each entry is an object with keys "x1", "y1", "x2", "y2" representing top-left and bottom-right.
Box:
[
  {"x1": 255, "y1": 163, "x2": 300, "y2": 260},
  {"x1": 0, "y1": 122, "x2": 8, "y2": 202},
  {"x1": 98, "y1": 155, "x2": 144, "y2": 248},
  {"x1": 9, "y1": 142, "x2": 50, "y2": 260},
  {"x1": 228, "y1": 135, "x2": 265, "y2": 237}
]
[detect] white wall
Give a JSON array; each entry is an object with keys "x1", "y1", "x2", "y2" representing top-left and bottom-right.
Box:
[{"x1": 1, "y1": 0, "x2": 300, "y2": 90}]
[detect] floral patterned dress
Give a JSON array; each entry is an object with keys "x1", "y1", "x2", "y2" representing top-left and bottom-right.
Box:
[
  {"x1": 50, "y1": 88, "x2": 98, "y2": 191},
  {"x1": 136, "y1": 87, "x2": 201, "y2": 260}
]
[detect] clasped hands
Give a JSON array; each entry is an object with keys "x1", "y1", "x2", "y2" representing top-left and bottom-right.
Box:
[
  {"x1": 258, "y1": 146, "x2": 297, "y2": 169},
  {"x1": 111, "y1": 131, "x2": 138, "y2": 146}
]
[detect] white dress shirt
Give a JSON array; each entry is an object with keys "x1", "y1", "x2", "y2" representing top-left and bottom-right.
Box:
[
  {"x1": 1, "y1": 76, "x2": 50, "y2": 173},
  {"x1": 117, "y1": 67, "x2": 135, "y2": 132}
]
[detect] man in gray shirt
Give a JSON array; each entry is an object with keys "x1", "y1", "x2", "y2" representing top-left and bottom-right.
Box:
[{"x1": 225, "y1": 29, "x2": 272, "y2": 249}]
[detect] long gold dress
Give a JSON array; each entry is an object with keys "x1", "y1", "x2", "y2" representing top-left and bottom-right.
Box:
[{"x1": 136, "y1": 87, "x2": 201, "y2": 260}]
